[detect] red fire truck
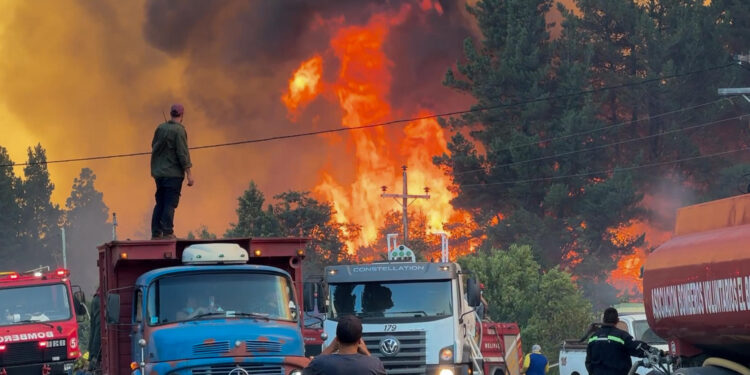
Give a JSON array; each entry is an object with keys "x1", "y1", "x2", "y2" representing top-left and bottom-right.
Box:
[
  {"x1": 480, "y1": 321, "x2": 524, "y2": 375},
  {"x1": 0, "y1": 268, "x2": 87, "y2": 375}
]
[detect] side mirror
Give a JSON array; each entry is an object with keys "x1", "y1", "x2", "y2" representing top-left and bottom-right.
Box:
[
  {"x1": 73, "y1": 290, "x2": 87, "y2": 316},
  {"x1": 466, "y1": 278, "x2": 481, "y2": 308},
  {"x1": 106, "y1": 293, "x2": 121, "y2": 324},
  {"x1": 289, "y1": 301, "x2": 298, "y2": 320}
]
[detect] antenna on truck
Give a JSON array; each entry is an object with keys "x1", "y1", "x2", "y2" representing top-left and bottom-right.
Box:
[{"x1": 112, "y1": 212, "x2": 118, "y2": 241}]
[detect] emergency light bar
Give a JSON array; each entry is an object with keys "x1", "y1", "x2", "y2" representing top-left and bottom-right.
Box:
[{"x1": 0, "y1": 268, "x2": 70, "y2": 282}]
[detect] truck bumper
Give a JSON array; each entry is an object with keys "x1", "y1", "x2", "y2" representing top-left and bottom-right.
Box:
[
  {"x1": 1, "y1": 360, "x2": 75, "y2": 375},
  {"x1": 146, "y1": 355, "x2": 309, "y2": 375},
  {"x1": 425, "y1": 364, "x2": 473, "y2": 375}
]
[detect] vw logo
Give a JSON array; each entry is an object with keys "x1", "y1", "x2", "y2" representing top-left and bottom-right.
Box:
[
  {"x1": 228, "y1": 367, "x2": 250, "y2": 375},
  {"x1": 379, "y1": 336, "x2": 400, "y2": 356}
]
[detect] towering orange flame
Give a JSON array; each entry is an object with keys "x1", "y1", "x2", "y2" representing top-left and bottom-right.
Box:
[
  {"x1": 282, "y1": 8, "x2": 463, "y2": 253},
  {"x1": 281, "y1": 55, "x2": 323, "y2": 119}
]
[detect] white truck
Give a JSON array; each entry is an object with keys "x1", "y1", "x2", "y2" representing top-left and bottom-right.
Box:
[
  {"x1": 558, "y1": 313, "x2": 668, "y2": 375},
  {"x1": 322, "y1": 241, "x2": 486, "y2": 375}
]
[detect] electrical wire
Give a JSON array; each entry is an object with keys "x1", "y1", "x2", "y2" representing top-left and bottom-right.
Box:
[
  {"x1": 1, "y1": 62, "x2": 736, "y2": 168},
  {"x1": 459, "y1": 146, "x2": 750, "y2": 188},
  {"x1": 455, "y1": 112, "x2": 746, "y2": 174},
  {"x1": 451, "y1": 97, "x2": 731, "y2": 176}
]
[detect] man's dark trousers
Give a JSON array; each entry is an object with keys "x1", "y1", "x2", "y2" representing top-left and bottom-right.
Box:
[{"x1": 151, "y1": 177, "x2": 183, "y2": 237}]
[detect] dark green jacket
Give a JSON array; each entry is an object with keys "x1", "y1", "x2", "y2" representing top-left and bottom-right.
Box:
[{"x1": 151, "y1": 120, "x2": 192, "y2": 178}]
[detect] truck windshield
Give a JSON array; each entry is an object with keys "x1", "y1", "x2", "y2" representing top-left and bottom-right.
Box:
[
  {"x1": 328, "y1": 281, "x2": 452, "y2": 322},
  {"x1": 0, "y1": 284, "x2": 72, "y2": 326},
  {"x1": 147, "y1": 272, "x2": 296, "y2": 325},
  {"x1": 632, "y1": 320, "x2": 666, "y2": 344}
]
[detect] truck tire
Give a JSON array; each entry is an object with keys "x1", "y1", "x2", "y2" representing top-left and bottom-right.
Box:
[{"x1": 703, "y1": 358, "x2": 750, "y2": 375}]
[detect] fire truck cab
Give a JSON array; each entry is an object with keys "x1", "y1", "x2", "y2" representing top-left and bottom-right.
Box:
[
  {"x1": 322, "y1": 241, "x2": 485, "y2": 375},
  {"x1": 0, "y1": 268, "x2": 87, "y2": 375}
]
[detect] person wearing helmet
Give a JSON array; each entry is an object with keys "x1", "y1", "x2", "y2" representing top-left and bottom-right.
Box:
[
  {"x1": 150, "y1": 104, "x2": 194, "y2": 240},
  {"x1": 521, "y1": 344, "x2": 549, "y2": 375}
]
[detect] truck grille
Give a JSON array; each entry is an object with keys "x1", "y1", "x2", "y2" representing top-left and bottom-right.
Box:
[
  {"x1": 193, "y1": 341, "x2": 230, "y2": 355},
  {"x1": 245, "y1": 340, "x2": 281, "y2": 353},
  {"x1": 189, "y1": 364, "x2": 283, "y2": 375},
  {"x1": 363, "y1": 331, "x2": 426, "y2": 375},
  {"x1": 0, "y1": 341, "x2": 68, "y2": 366}
]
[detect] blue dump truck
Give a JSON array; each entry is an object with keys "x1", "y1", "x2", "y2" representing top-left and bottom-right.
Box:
[{"x1": 95, "y1": 238, "x2": 310, "y2": 375}]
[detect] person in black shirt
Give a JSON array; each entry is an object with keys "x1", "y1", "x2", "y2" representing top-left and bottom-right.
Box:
[
  {"x1": 304, "y1": 315, "x2": 385, "y2": 375},
  {"x1": 586, "y1": 307, "x2": 654, "y2": 375}
]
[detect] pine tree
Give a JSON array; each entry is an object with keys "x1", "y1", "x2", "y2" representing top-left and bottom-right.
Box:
[
  {"x1": 64, "y1": 168, "x2": 110, "y2": 294},
  {"x1": 225, "y1": 181, "x2": 282, "y2": 238},
  {"x1": 0, "y1": 146, "x2": 22, "y2": 264},
  {"x1": 438, "y1": 0, "x2": 644, "y2": 305},
  {"x1": 18, "y1": 144, "x2": 62, "y2": 268},
  {"x1": 271, "y1": 191, "x2": 358, "y2": 273}
]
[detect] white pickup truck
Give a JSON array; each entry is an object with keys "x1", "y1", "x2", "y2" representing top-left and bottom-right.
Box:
[{"x1": 558, "y1": 314, "x2": 667, "y2": 375}]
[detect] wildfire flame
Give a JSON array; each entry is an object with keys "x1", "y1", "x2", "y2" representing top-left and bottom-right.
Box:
[
  {"x1": 281, "y1": 55, "x2": 323, "y2": 119},
  {"x1": 282, "y1": 8, "x2": 463, "y2": 253},
  {"x1": 607, "y1": 220, "x2": 672, "y2": 299}
]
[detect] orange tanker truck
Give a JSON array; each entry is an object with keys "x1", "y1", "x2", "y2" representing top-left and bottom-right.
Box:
[{"x1": 641, "y1": 194, "x2": 750, "y2": 375}]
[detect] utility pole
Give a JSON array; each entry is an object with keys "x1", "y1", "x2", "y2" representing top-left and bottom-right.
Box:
[
  {"x1": 380, "y1": 166, "x2": 430, "y2": 245},
  {"x1": 718, "y1": 54, "x2": 750, "y2": 193},
  {"x1": 718, "y1": 54, "x2": 750, "y2": 103}
]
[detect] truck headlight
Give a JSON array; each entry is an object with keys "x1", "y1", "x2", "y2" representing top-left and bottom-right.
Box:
[
  {"x1": 439, "y1": 369, "x2": 455, "y2": 375},
  {"x1": 439, "y1": 345, "x2": 454, "y2": 362},
  {"x1": 290, "y1": 370, "x2": 303, "y2": 375}
]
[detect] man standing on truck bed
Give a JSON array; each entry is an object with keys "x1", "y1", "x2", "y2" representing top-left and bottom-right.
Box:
[
  {"x1": 151, "y1": 103, "x2": 194, "y2": 240},
  {"x1": 585, "y1": 307, "x2": 653, "y2": 375}
]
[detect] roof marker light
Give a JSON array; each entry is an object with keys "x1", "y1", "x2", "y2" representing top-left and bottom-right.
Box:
[
  {"x1": 0, "y1": 344, "x2": 6, "y2": 351},
  {"x1": 39, "y1": 341, "x2": 48, "y2": 348},
  {"x1": 56, "y1": 269, "x2": 68, "y2": 277},
  {"x1": 9, "y1": 273, "x2": 18, "y2": 280},
  {"x1": 34, "y1": 272, "x2": 43, "y2": 277}
]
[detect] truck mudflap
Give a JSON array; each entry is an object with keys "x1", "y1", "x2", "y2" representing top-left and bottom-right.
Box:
[
  {"x1": 1, "y1": 360, "x2": 76, "y2": 375},
  {"x1": 144, "y1": 355, "x2": 309, "y2": 375}
]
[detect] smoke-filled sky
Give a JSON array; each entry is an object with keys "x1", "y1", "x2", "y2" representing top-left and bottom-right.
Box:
[{"x1": 0, "y1": 0, "x2": 573, "y2": 239}]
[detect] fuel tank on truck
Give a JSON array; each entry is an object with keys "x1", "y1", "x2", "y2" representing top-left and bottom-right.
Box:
[{"x1": 643, "y1": 194, "x2": 750, "y2": 361}]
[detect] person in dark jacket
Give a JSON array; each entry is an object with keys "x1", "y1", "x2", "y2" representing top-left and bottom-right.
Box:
[
  {"x1": 303, "y1": 315, "x2": 385, "y2": 375},
  {"x1": 87, "y1": 289, "x2": 101, "y2": 372},
  {"x1": 150, "y1": 104, "x2": 194, "y2": 240},
  {"x1": 585, "y1": 307, "x2": 653, "y2": 375}
]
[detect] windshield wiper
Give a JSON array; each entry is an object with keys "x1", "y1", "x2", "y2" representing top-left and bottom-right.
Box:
[
  {"x1": 16, "y1": 319, "x2": 55, "y2": 328},
  {"x1": 227, "y1": 312, "x2": 270, "y2": 321},
  {"x1": 185, "y1": 311, "x2": 272, "y2": 322},
  {"x1": 184, "y1": 312, "x2": 226, "y2": 321},
  {"x1": 387, "y1": 310, "x2": 428, "y2": 317}
]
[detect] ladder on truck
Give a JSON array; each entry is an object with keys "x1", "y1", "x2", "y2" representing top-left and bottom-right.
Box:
[{"x1": 468, "y1": 309, "x2": 485, "y2": 375}]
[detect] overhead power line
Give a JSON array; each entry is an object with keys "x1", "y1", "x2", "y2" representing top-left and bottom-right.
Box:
[
  {"x1": 1, "y1": 62, "x2": 737, "y2": 168},
  {"x1": 454, "y1": 112, "x2": 746, "y2": 176},
  {"x1": 460, "y1": 146, "x2": 750, "y2": 188},
  {"x1": 453, "y1": 97, "x2": 730, "y2": 177}
]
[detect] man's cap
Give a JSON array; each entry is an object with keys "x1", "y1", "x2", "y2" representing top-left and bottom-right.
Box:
[
  {"x1": 532, "y1": 344, "x2": 541, "y2": 353},
  {"x1": 170, "y1": 104, "x2": 184, "y2": 117}
]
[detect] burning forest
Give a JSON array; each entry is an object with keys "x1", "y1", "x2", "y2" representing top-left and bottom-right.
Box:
[{"x1": 2, "y1": 0, "x2": 750, "y2": 315}]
